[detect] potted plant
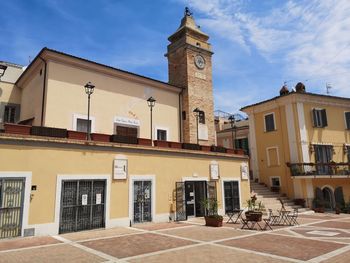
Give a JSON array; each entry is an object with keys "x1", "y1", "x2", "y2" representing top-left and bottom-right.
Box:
[
  {"x1": 182, "y1": 143, "x2": 201, "y2": 151},
  {"x1": 245, "y1": 194, "x2": 264, "y2": 221},
  {"x1": 169, "y1": 141, "x2": 182, "y2": 149},
  {"x1": 154, "y1": 140, "x2": 170, "y2": 147},
  {"x1": 202, "y1": 198, "x2": 223, "y2": 227},
  {"x1": 226, "y1": 148, "x2": 235, "y2": 154},
  {"x1": 294, "y1": 198, "x2": 306, "y2": 207},
  {"x1": 312, "y1": 198, "x2": 325, "y2": 213},
  {"x1": 210, "y1": 145, "x2": 227, "y2": 153},
  {"x1": 201, "y1": 145, "x2": 211, "y2": 152},
  {"x1": 138, "y1": 138, "x2": 152, "y2": 146},
  {"x1": 91, "y1": 133, "x2": 110, "y2": 142},
  {"x1": 4, "y1": 123, "x2": 31, "y2": 135}
]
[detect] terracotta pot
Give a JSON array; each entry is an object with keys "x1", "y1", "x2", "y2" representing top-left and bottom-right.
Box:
[
  {"x1": 201, "y1": 145, "x2": 211, "y2": 152},
  {"x1": 234, "y1": 149, "x2": 245, "y2": 155},
  {"x1": 31, "y1": 126, "x2": 67, "y2": 138},
  {"x1": 138, "y1": 138, "x2": 152, "y2": 146},
  {"x1": 169, "y1": 141, "x2": 182, "y2": 149},
  {"x1": 4, "y1": 123, "x2": 31, "y2": 135},
  {"x1": 226, "y1": 148, "x2": 235, "y2": 154},
  {"x1": 91, "y1": 133, "x2": 110, "y2": 142},
  {"x1": 245, "y1": 211, "x2": 263, "y2": 221},
  {"x1": 67, "y1": 130, "x2": 87, "y2": 140},
  {"x1": 154, "y1": 140, "x2": 169, "y2": 148},
  {"x1": 204, "y1": 216, "x2": 223, "y2": 227}
]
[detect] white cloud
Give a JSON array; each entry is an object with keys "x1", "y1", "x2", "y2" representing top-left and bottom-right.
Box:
[{"x1": 181, "y1": 0, "x2": 350, "y2": 98}]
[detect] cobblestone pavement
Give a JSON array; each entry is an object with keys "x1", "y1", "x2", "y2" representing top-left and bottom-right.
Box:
[{"x1": 1, "y1": 213, "x2": 350, "y2": 262}]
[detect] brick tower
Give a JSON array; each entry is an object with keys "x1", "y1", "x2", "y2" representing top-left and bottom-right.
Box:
[{"x1": 166, "y1": 8, "x2": 215, "y2": 146}]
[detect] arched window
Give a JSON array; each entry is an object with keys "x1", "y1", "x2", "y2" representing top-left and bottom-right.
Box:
[{"x1": 198, "y1": 111, "x2": 205, "y2": 124}]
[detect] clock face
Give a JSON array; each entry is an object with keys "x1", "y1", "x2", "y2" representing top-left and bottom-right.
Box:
[{"x1": 194, "y1": 55, "x2": 205, "y2": 69}]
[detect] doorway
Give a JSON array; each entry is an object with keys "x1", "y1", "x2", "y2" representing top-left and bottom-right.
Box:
[
  {"x1": 223, "y1": 181, "x2": 240, "y2": 214},
  {"x1": 322, "y1": 187, "x2": 334, "y2": 210},
  {"x1": 133, "y1": 180, "x2": 152, "y2": 223},
  {"x1": 185, "y1": 181, "x2": 207, "y2": 217}
]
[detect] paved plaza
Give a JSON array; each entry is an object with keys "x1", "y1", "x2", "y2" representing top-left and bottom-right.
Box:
[{"x1": 1, "y1": 213, "x2": 350, "y2": 262}]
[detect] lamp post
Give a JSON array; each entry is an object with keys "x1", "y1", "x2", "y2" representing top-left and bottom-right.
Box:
[
  {"x1": 228, "y1": 115, "x2": 236, "y2": 150},
  {"x1": 84, "y1": 82, "x2": 95, "y2": 140},
  {"x1": 193, "y1": 108, "x2": 201, "y2": 144},
  {"x1": 0, "y1": 65, "x2": 8, "y2": 80},
  {"x1": 147, "y1": 97, "x2": 156, "y2": 144}
]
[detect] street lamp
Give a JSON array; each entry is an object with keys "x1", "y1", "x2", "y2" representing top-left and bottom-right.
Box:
[
  {"x1": 84, "y1": 81, "x2": 95, "y2": 140},
  {"x1": 193, "y1": 107, "x2": 201, "y2": 144},
  {"x1": 228, "y1": 115, "x2": 236, "y2": 150},
  {"x1": 147, "y1": 96, "x2": 156, "y2": 144},
  {"x1": 0, "y1": 65, "x2": 8, "y2": 80}
]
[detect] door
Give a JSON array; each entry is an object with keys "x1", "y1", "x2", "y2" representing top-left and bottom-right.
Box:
[
  {"x1": 185, "y1": 182, "x2": 195, "y2": 217},
  {"x1": 59, "y1": 180, "x2": 105, "y2": 234},
  {"x1": 224, "y1": 181, "x2": 240, "y2": 214},
  {"x1": 0, "y1": 178, "x2": 25, "y2": 239},
  {"x1": 184, "y1": 181, "x2": 208, "y2": 217},
  {"x1": 314, "y1": 145, "x2": 333, "y2": 174},
  {"x1": 175, "y1": 182, "x2": 186, "y2": 221},
  {"x1": 133, "y1": 181, "x2": 152, "y2": 223}
]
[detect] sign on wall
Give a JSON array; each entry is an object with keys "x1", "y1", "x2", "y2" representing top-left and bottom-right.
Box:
[
  {"x1": 210, "y1": 163, "x2": 219, "y2": 180},
  {"x1": 113, "y1": 159, "x2": 128, "y2": 179},
  {"x1": 114, "y1": 116, "x2": 140, "y2": 126},
  {"x1": 198, "y1": 124, "x2": 208, "y2": 140},
  {"x1": 241, "y1": 162, "x2": 249, "y2": 180}
]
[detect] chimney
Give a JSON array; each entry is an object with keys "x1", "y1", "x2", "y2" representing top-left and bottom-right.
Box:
[
  {"x1": 279, "y1": 85, "x2": 289, "y2": 96},
  {"x1": 295, "y1": 82, "x2": 306, "y2": 93}
]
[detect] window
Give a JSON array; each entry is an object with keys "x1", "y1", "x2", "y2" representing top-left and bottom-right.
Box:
[
  {"x1": 157, "y1": 129, "x2": 167, "y2": 141},
  {"x1": 199, "y1": 111, "x2": 205, "y2": 124},
  {"x1": 116, "y1": 126, "x2": 138, "y2": 137},
  {"x1": 4, "y1": 105, "x2": 16, "y2": 123},
  {"x1": 271, "y1": 177, "x2": 280, "y2": 187},
  {"x1": 76, "y1": 118, "x2": 91, "y2": 132},
  {"x1": 345, "y1": 112, "x2": 350, "y2": 130},
  {"x1": 235, "y1": 138, "x2": 249, "y2": 155},
  {"x1": 312, "y1": 109, "x2": 327, "y2": 128},
  {"x1": 264, "y1": 113, "x2": 275, "y2": 132},
  {"x1": 266, "y1": 147, "x2": 279, "y2": 167},
  {"x1": 314, "y1": 144, "x2": 333, "y2": 174}
]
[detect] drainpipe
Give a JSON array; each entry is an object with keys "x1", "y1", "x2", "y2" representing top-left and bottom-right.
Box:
[{"x1": 38, "y1": 57, "x2": 47, "y2": 126}]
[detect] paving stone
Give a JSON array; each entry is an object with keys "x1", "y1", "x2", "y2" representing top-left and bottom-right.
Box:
[
  {"x1": 219, "y1": 233, "x2": 345, "y2": 261},
  {"x1": 0, "y1": 244, "x2": 104, "y2": 263},
  {"x1": 129, "y1": 244, "x2": 292, "y2": 263},
  {"x1": 80, "y1": 232, "x2": 195, "y2": 258},
  {"x1": 0, "y1": 236, "x2": 60, "y2": 251},
  {"x1": 311, "y1": 221, "x2": 350, "y2": 230},
  {"x1": 322, "y1": 249, "x2": 350, "y2": 263},
  {"x1": 161, "y1": 225, "x2": 250, "y2": 241},
  {"x1": 61, "y1": 227, "x2": 139, "y2": 241},
  {"x1": 133, "y1": 222, "x2": 192, "y2": 231}
]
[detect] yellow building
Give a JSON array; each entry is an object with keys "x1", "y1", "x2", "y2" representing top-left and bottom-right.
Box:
[
  {"x1": 0, "y1": 9, "x2": 250, "y2": 238},
  {"x1": 241, "y1": 83, "x2": 350, "y2": 211}
]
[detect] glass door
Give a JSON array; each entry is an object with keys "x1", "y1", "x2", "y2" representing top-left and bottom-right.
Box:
[
  {"x1": 185, "y1": 182, "x2": 195, "y2": 217},
  {"x1": 133, "y1": 181, "x2": 152, "y2": 223},
  {"x1": 314, "y1": 145, "x2": 333, "y2": 174},
  {"x1": 224, "y1": 181, "x2": 240, "y2": 214}
]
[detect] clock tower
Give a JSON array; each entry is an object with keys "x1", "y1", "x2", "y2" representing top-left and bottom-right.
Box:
[{"x1": 166, "y1": 8, "x2": 215, "y2": 145}]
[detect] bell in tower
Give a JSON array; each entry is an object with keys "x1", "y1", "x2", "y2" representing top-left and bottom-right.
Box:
[{"x1": 166, "y1": 8, "x2": 215, "y2": 146}]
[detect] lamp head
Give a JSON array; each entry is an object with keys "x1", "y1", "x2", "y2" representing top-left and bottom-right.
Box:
[
  {"x1": 84, "y1": 82, "x2": 95, "y2": 95},
  {"x1": 147, "y1": 96, "x2": 156, "y2": 107}
]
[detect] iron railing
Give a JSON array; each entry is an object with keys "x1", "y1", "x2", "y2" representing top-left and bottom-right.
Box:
[{"x1": 287, "y1": 162, "x2": 350, "y2": 177}]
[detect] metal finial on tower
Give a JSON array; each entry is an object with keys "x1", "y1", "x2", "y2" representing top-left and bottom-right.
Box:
[{"x1": 184, "y1": 7, "x2": 193, "y2": 17}]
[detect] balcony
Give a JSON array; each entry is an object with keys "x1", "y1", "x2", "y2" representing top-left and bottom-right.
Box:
[{"x1": 287, "y1": 162, "x2": 350, "y2": 177}]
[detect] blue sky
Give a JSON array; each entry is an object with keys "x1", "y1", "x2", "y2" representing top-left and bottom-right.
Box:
[{"x1": 1, "y1": 0, "x2": 350, "y2": 113}]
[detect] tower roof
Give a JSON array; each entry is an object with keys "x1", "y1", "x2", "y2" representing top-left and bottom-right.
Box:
[{"x1": 168, "y1": 7, "x2": 209, "y2": 43}]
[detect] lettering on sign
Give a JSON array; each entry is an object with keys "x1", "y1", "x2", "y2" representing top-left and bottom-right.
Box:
[
  {"x1": 96, "y1": 193, "x2": 102, "y2": 205},
  {"x1": 82, "y1": 194, "x2": 88, "y2": 206},
  {"x1": 113, "y1": 159, "x2": 128, "y2": 179},
  {"x1": 241, "y1": 162, "x2": 249, "y2": 180},
  {"x1": 114, "y1": 116, "x2": 140, "y2": 126},
  {"x1": 210, "y1": 163, "x2": 219, "y2": 179}
]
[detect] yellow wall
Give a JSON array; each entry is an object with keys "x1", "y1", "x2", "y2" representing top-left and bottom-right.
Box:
[
  {"x1": 0, "y1": 82, "x2": 22, "y2": 105},
  {"x1": 0, "y1": 140, "x2": 249, "y2": 225},
  {"x1": 42, "y1": 61, "x2": 180, "y2": 141}
]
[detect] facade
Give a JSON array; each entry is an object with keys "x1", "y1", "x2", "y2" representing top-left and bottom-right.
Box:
[
  {"x1": 242, "y1": 84, "x2": 350, "y2": 210},
  {"x1": 0, "y1": 10, "x2": 250, "y2": 239}
]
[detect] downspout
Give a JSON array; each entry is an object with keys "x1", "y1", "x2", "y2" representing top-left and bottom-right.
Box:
[
  {"x1": 178, "y1": 89, "x2": 184, "y2": 142},
  {"x1": 38, "y1": 57, "x2": 47, "y2": 126}
]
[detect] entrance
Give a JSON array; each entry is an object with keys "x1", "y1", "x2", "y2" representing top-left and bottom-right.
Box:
[
  {"x1": 223, "y1": 181, "x2": 240, "y2": 214},
  {"x1": 175, "y1": 181, "x2": 217, "y2": 221},
  {"x1": 322, "y1": 187, "x2": 334, "y2": 210},
  {"x1": 59, "y1": 180, "x2": 106, "y2": 234},
  {"x1": 185, "y1": 181, "x2": 207, "y2": 217},
  {"x1": 133, "y1": 180, "x2": 152, "y2": 223},
  {"x1": 0, "y1": 178, "x2": 25, "y2": 238}
]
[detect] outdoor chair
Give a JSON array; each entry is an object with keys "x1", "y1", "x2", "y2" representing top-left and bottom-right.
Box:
[
  {"x1": 267, "y1": 209, "x2": 280, "y2": 225},
  {"x1": 262, "y1": 210, "x2": 274, "y2": 230},
  {"x1": 286, "y1": 208, "x2": 299, "y2": 225}
]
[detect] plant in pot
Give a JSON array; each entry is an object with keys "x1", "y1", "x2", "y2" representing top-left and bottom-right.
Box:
[
  {"x1": 245, "y1": 194, "x2": 264, "y2": 221},
  {"x1": 312, "y1": 198, "x2": 325, "y2": 213},
  {"x1": 202, "y1": 198, "x2": 223, "y2": 227}
]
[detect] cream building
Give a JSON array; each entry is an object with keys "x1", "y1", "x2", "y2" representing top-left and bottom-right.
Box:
[
  {"x1": 242, "y1": 83, "x2": 350, "y2": 210},
  {"x1": 0, "y1": 9, "x2": 249, "y2": 239}
]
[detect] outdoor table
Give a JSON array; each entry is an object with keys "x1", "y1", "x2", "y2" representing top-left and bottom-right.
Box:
[
  {"x1": 226, "y1": 209, "x2": 244, "y2": 224},
  {"x1": 277, "y1": 210, "x2": 291, "y2": 225}
]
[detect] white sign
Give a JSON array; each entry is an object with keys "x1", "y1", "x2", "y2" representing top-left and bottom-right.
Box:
[
  {"x1": 210, "y1": 163, "x2": 219, "y2": 179},
  {"x1": 82, "y1": 194, "x2": 88, "y2": 205},
  {"x1": 96, "y1": 193, "x2": 102, "y2": 205},
  {"x1": 195, "y1": 71, "x2": 206, "y2": 80},
  {"x1": 113, "y1": 159, "x2": 128, "y2": 179},
  {"x1": 114, "y1": 116, "x2": 140, "y2": 126},
  {"x1": 241, "y1": 162, "x2": 249, "y2": 180},
  {"x1": 198, "y1": 124, "x2": 208, "y2": 140}
]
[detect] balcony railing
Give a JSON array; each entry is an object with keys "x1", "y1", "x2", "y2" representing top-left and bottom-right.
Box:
[{"x1": 287, "y1": 162, "x2": 350, "y2": 177}]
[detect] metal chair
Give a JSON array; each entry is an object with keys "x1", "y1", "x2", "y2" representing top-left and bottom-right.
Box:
[
  {"x1": 268, "y1": 209, "x2": 280, "y2": 225},
  {"x1": 287, "y1": 208, "x2": 299, "y2": 225}
]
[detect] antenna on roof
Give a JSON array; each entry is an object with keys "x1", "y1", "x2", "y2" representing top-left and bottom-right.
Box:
[
  {"x1": 326, "y1": 83, "x2": 332, "y2": 94},
  {"x1": 28, "y1": 56, "x2": 32, "y2": 64}
]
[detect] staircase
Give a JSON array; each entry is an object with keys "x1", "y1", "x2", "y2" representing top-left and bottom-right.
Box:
[{"x1": 250, "y1": 182, "x2": 311, "y2": 214}]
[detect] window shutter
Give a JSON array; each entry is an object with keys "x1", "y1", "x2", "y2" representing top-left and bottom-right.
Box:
[
  {"x1": 321, "y1": 109, "x2": 327, "y2": 127},
  {"x1": 312, "y1": 109, "x2": 317, "y2": 127},
  {"x1": 345, "y1": 112, "x2": 350, "y2": 129}
]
